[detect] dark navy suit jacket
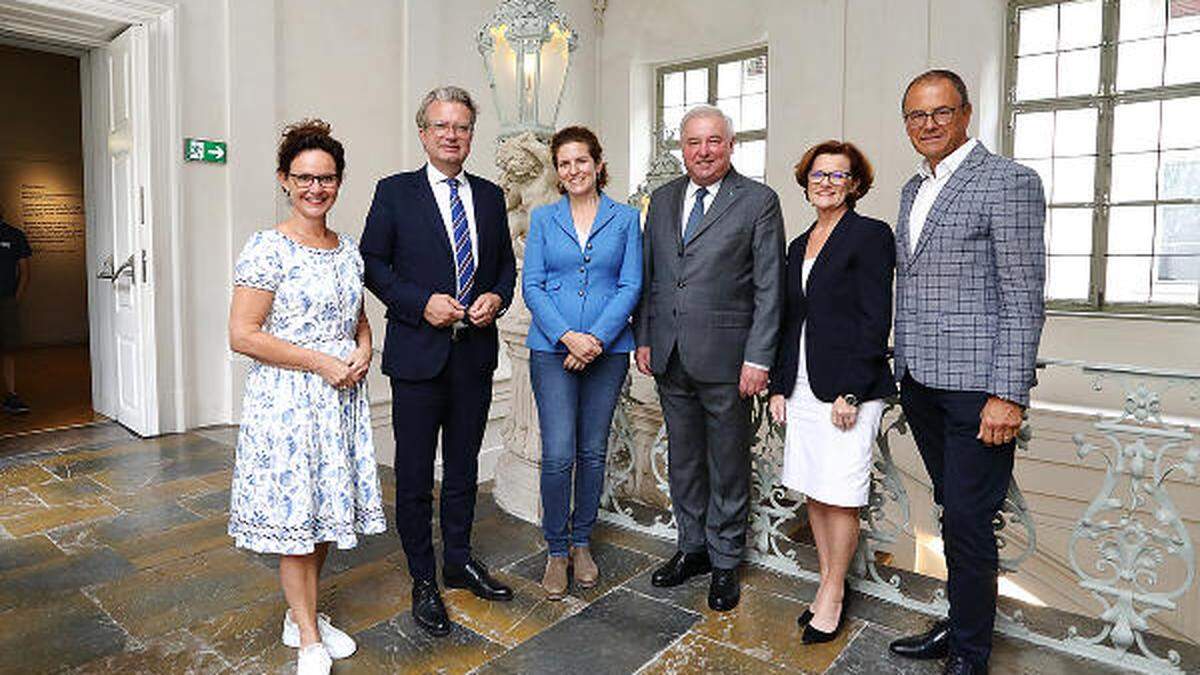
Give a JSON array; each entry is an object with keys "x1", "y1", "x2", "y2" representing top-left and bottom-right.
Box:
[
  {"x1": 769, "y1": 209, "x2": 896, "y2": 403},
  {"x1": 360, "y1": 166, "x2": 516, "y2": 381}
]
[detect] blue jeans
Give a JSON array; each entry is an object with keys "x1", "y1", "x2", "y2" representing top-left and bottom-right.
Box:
[{"x1": 529, "y1": 350, "x2": 629, "y2": 557}]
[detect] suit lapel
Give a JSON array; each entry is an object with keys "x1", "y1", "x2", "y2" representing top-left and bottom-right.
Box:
[
  {"x1": 685, "y1": 171, "x2": 744, "y2": 246},
  {"x1": 896, "y1": 176, "x2": 921, "y2": 268},
  {"x1": 588, "y1": 194, "x2": 620, "y2": 242},
  {"x1": 909, "y1": 143, "x2": 989, "y2": 265},
  {"x1": 794, "y1": 229, "x2": 812, "y2": 298},
  {"x1": 551, "y1": 197, "x2": 579, "y2": 247},
  {"x1": 414, "y1": 167, "x2": 455, "y2": 268},
  {"x1": 668, "y1": 179, "x2": 687, "y2": 252},
  {"x1": 804, "y1": 210, "x2": 853, "y2": 294}
]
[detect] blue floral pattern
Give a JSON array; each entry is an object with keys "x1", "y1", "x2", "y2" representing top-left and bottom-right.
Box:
[{"x1": 228, "y1": 230, "x2": 387, "y2": 555}]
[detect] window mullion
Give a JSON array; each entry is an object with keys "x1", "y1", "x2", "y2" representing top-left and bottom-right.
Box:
[{"x1": 1090, "y1": 0, "x2": 1121, "y2": 308}]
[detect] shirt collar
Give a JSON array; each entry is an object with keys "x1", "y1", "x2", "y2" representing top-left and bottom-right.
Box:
[
  {"x1": 687, "y1": 177, "x2": 722, "y2": 201},
  {"x1": 918, "y1": 137, "x2": 979, "y2": 180},
  {"x1": 426, "y1": 163, "x2": 468, "y2": 187}
]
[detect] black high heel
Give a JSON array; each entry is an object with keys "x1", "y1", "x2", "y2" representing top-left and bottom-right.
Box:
[
  {"x1": 801, "y1": 582, "x2": 852, "y2": 644},
  {"x1": 797, "y1": 608, "x2": 813, "y2": 627}
]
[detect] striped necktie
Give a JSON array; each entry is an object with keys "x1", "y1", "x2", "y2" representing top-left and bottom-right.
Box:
[
  {"x1": 446, "y1": 177, "x2": 475, "y2": 305},
  {"x1": 684, "y1": 186, "x2": 708, "y2": 243}
]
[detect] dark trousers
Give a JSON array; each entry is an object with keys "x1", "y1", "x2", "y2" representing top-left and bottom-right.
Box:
[
  {"x1": 899, "y1": 373, "x2": 1015, "y2": 667},
  {"x1": 655, "y1": 348, "x2": 751, "y2": 570},
  {"x1": 390, "y1": 339, "x2": 493, "y2": 582}
]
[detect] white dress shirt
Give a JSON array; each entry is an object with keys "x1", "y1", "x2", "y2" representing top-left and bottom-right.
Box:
[
  {"x1": 426, "y1": 163, "x2": 480, "y2": 286},
  {"x1": 908, "y1": 138, "x2": 979, "y2": 254},
  {"x1": 680, "y1": 177, "x2": 723, "y2": 237},
  {"x1": 679, "y1": 175, "x2": 767, "y2": 372}
]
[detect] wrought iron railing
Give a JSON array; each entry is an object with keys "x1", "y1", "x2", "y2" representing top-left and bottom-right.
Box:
[{"x1": 599, "y1": 358, "x2": 1200, "y2": 674}]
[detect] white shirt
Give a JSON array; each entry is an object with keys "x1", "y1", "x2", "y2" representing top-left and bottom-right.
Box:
[
  {"x1": 907, "y1": 138, "x2": 979, "y2": 254},
  {"x1": 426, "y1": 163, "x2": 480, "y2": 285},
  {"x1": 680, "y1": 177, "x2": 723, "y2": 237}
]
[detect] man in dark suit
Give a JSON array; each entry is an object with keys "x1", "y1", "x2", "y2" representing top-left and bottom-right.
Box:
[
  {"x1": 887, "y1": 70, "x2": 1045, "y2": 675},
  {"x1": 361, "y1": 85, "x2": 517, "y2": 637},
  {"x1": 635, "y1": 105, "x2": 786, "y2": 612}
]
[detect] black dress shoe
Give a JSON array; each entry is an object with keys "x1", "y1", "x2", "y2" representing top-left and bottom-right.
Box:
[
  {"x1": 411, "y1": 578, "x2": 451, "y2": 637},
  {"x1": 444, "y1": 558, "x2": 514, "y2": 601},
  {"x1": 708, "y1": 567, "x2": 740, "y2": 611},
  {"x1": 889, "y1": 620, "x2": 950, "y2": 660},
  {"x1": 651, "y1": 551, "x2": 712, "y2": 588},
  {"x1": 943, "y1": 655, "x2": 987, "y2": 674}
]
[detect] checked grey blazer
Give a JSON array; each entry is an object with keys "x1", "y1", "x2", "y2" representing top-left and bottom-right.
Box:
[{"x1": 893, "y1": 142, "x2": 1046, "y2": 406}]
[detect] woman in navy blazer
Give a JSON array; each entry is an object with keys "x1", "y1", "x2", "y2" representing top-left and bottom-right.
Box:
[
  {"x1": 522, "y1": 126, "x2": 642, "y2": 599},
  {"x1": 768, "y1": 141, "x2": 895, "y2": 645}
]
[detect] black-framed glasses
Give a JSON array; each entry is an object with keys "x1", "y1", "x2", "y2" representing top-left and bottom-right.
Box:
[
  {"x1": 903, "y1": 106, "x2": 960, "y2": 128},
  {"x1": 289, "y1": 173, "x2": 340, "y2": 188},
  {"x1": 808, "y1": 170, "x2": 853, "y2": 185}
]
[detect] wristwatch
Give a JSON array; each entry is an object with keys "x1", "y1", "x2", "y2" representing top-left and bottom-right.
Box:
[{"x1": 841, "y1": 393, "x2": 860, "y2": 407}]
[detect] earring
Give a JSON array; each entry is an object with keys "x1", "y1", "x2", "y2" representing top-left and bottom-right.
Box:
[{"x1": 282, "y1": 186, "x2": 289, "y2": 196}]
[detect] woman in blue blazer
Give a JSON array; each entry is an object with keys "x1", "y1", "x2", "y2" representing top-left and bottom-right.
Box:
[
  {"x1": 768, "y1": 141, "x2": 896, "y2": 645},
  {"x1": 523, "y1": 126, "x2": 642, "y2": 599}
]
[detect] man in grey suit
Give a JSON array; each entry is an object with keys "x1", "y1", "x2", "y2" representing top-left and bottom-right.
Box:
[
  {"x1": 635, "y1": 105, "x2": 786, "y2": 612},
  {"x1": 886, "y1": 70, "x2": 1045, "y2": 675}
]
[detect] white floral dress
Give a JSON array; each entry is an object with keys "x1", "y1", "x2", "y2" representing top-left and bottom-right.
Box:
[{"x1": 228, "y1": 229, "x2": 387, "y2": 555}]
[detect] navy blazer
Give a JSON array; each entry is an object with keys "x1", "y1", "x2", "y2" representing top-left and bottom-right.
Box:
[
  {"x1": 360, "y1": 166, "x2": 517, "y2": 381},
  {"x1": 522, "y1": 193, "x2": 643, "y2": 353},
  {"x1": 769, "y1": 209, "x2": 896, "y2": 403}
]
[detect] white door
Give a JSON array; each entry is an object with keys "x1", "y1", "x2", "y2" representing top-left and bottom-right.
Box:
[{"x1": 88, "y1": 25, "x2": 158, "y2": 436}]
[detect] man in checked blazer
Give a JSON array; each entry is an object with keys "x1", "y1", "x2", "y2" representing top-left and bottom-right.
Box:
[
  {"x1": 887, "y1": 70, "x2": 1046, "y2": 675},
  {"x1": 634, "y1": 105, "x2": 786, "y2": 612}
]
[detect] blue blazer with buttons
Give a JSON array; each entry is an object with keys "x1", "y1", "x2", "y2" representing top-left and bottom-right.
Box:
[{"x1": 523, "y1": 193, "x2": 643, "y2": 353}]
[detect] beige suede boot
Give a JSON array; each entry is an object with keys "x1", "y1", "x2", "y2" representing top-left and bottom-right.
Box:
[
  {"x1": 542, "y1": 556, "x2": 569, "y2": 600},
  {"x1": 570, "y1": 546, "x2": 599, "y2": 588}
]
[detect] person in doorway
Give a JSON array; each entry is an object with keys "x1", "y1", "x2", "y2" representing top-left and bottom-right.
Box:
[
  {"x1": 887, "y1": 69, "x2": 1045, "y2": 675},
  {"x1": 228, "y1": 120, "x2": 386, "y2": 675},
  {"x1": 634, "y1": 105, "x2": 786, "y2": 612},
  {"x1": 360, "y1": 85, "x2": 517, "y2": 637},
  {"x1": 0, "y1": 206, "x2": 32, "y2": 415},
  {"x1": 523, "y1": 126, "x2": 642, "y2": 599},
  {"x1": 767, "y1": 140, "x2": 895, "y2": 644}
]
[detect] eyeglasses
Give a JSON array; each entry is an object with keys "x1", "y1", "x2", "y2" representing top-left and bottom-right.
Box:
[
  {"x1": 426, "y1": 120, "x2": 473, "y2": 136},
  {"x1": 903, "y1": 106, "x2": 960, "y2": 128},
  {"x1": 808, "y1": 170, "x2": 853, "y2": 185},
  {"x1": 289, "y1": 173, "x2": 340, "y2": 188}
]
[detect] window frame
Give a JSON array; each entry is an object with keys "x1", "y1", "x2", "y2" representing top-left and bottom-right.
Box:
[
  {"x1": 1004, "y1": 0, "x2": 1200, "y2": 315},
  {"x1": 655, "y1": 46, "x2": 769, "y2": 180}
]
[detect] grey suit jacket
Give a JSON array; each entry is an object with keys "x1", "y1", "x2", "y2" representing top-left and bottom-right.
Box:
[
  {"x1": 634, "y1": 170, "x2": 786, "y2": 383},
  {"x1": 893, "y1": 143, "x2": 1046, "y2": 406}
]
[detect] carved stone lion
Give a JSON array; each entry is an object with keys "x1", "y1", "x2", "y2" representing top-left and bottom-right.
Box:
[{"x1": 495, "y1": 131, "x2": 559, "y2": 257}]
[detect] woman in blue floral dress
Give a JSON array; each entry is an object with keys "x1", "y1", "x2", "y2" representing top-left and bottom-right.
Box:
[{"x1": 228, "y1": 119, "x2": 385, "y2": 675}]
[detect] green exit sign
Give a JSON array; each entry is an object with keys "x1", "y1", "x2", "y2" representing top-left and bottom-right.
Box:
[{"x1": 184, "y1": 138, "x2": 227, "y2": 164}]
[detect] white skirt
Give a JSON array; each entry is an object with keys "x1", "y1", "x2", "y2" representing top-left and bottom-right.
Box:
[{"x1": 780, "y1": 369, "x2": 883, "y2": 508}]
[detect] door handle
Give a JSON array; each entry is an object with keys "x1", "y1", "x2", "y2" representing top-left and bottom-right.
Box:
[
  {"x1": 97, "y1": 254, "x2": 135, "y2": 284},
  {"x1": 96, "y1": 254, "x2": 115, "y2": 280},
  {"x1": 112, "y1": 254, "x2": 136, "y2": 284}
]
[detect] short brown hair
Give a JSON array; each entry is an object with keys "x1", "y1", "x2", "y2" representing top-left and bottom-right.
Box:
[
  {"x1": 550, "y1": 125, "x2": 608, "y2": 194},
  {"x1": 277, "y1": 118, "x2": 345, "y2": 178},
  {"x1": 793, "y1": 140, "x2": 874, "y2": 209}
]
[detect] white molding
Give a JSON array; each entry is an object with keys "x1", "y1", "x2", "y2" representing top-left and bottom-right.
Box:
[{"x1": 18, "y1": 0, "x2": 170, "y2": 24}]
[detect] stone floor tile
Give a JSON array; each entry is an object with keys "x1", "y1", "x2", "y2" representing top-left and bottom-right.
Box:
[
  {"x1": 476, "y1": 587, "x2": 699, "y2": 674},
  {"x1": 0, "y1": 497, "x2": 120, "y2": 537},
  {"x1": 25, "y1": 475, "x2": 110, "y2": 505},
  {"x1": 0, "y1": 422, "x2": 133, "y2": 459},
  {"x1": 639, "y1": 632, "x2": 797, "y2": 674},
  {"x1": 351, "y1": 612, "x2": 507, "y2": 674},
  {"x1": 470, "y1": 510, "x2": 548, "y2": 572},
  {"x1": 0, "y1": 461, "x2": 57, "y2": 489},
  {"x1": 111, "y1": 515, "x2": 233, "y2": 570},
  {"x1": 48, "y1": 500, "x2": 201, "y2": 554},
  {"x1": 0, "y1": 546, "x2": 136, "y2": 611},
  {"x1": 0, "y1": 534, "x2": 65, "y2": 576},
  {"x1": 622, "y1": 565, "x2": 711, "y2": 613},
  {"x1": 319, "y1": 557, "x2": 414, "y2": 636},
  {"x1": 179, "y1": 487, "x2": 231, "y2": 517},
  {"x1": 69, "y1": 628, "x2": 228, "y2": 674},
  {"x1": 741, "y1": 563, "x2": 820, "y2": 604},
  {"x1": 988, "y1": 633, "x2": 1132, "y2": 675},
  {"x1": 187, "y1": 591, "x2": 292, "y2": 672},
  {"x1": 0, "y1": 591, "x2": 128, "y2": 672},
  {"x1": 824, "y1": 624, "x2": 942, "y2": 675},
  {"x1": 192, "y1": 424, "x2": 240, "y2": 447},
  {"x1": 0, "y1": 485, "x2": 44, "y2": 519},
  {"x1": 505, "y1": 540, "x2": 658, "y2": 604},
  {"x1": 89, "y1": 546, "x2": 277, "y2": 640},
  {"x1": 444, "y1": 569, "x2": 586, "y2": 648},
  {"x1": 100, "y1": 475, "x2": 217, "y2": 507},
  {"x1": 689, "y1": 583, "x2": 864, "y2": 673},
  {"x1": 590, "y1": 520, "x2": 676, "y2": 560}
]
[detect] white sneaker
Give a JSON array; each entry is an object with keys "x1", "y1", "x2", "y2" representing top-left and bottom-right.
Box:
[
  {"x1": 283, "y1": 610, "x2": 358, "y2": 659},
  {"x1": 296, "y1": 643, "x2": 331, "y2": 675}
]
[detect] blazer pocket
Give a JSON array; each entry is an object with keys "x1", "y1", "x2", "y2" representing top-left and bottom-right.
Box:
[
  {"x1": 711, "y1": 310, "x2": 753, "y2": 328},
  {"x1": 548, "y1": 281, "x2": 563, "y2": 292}
]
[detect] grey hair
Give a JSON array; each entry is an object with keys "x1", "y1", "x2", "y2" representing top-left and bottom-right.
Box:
[
  {"x1": 679, "y1": 105, "x2": 735, "y2": 141},
  {"x1": 415, "y1": 86, "x2": 478, "y2": 129},
  {"x1": 901, "y1": 69, "x2": 971, "y2": 112}
]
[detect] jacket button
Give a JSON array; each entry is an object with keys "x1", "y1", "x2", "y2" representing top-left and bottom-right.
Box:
[
  {"x1": 579, "y1": 266, "x2": 585, "y2": 273},
  {"x1": 677, "y1": 281, "x2": 685, "y2": 288},
  {"x1": 584, "y1": 256, "x2": 591, "y2": 262},
  {"x1": 578, "y1": 290, "x2": 584, "y2": 296},
  {"x1": 586, "y1": 243, "x2": 593, "y2": 250}
]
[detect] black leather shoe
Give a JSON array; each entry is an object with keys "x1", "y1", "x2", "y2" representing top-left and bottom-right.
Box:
[
  {"x1": 708, "y1": 567, "x2": 740, "y2": 611},
  {"x1": 889, "y1": 620, "x2": 950, "y2": 660},
  {"x1": 411, "y1": 578, "x2": 451, "y2": 637},
  {"x1": 444, "y1": 558, "x2": 514, "y2": 601},
  {"x1": 651, "y1": 551, "x2": 712, "y2": 587},
  {"x1": 801, "y1": 581, "x2": 852, "y2": 643},
  {"x1": 943, "y1": 655, "x2": 987, "y2": 674}
]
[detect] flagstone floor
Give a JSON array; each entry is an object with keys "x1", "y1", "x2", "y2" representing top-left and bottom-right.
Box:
[{"x1": 0, "y1": 423, "x2": 1146, "y2": 674}]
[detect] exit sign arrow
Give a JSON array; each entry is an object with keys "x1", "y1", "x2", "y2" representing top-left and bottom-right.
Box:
[{"x1": 184, "y1": 138, "x2": 228, "y2": 164}]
